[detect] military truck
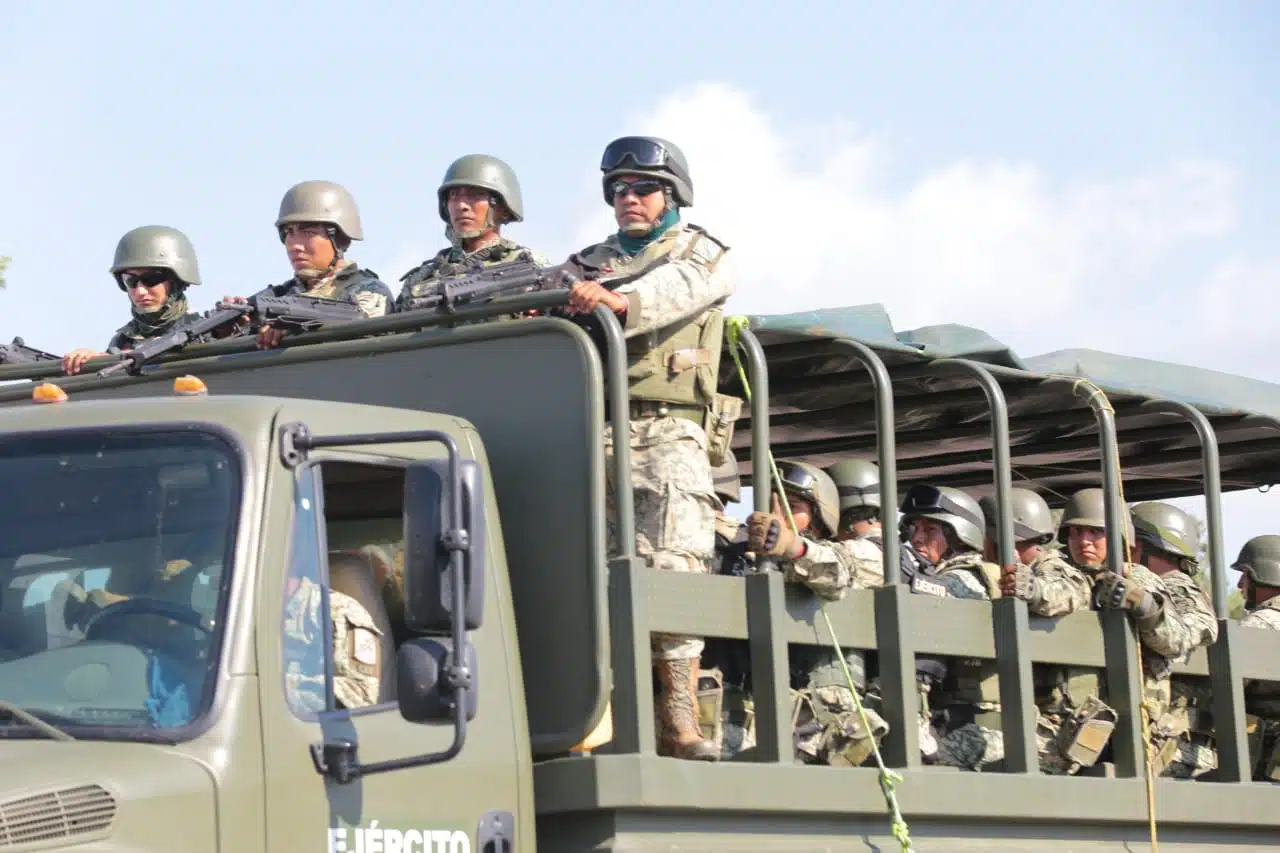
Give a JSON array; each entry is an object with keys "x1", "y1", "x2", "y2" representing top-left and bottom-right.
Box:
[{"x1": 0, "y1": 293, "x2": 1278, "y2": 852}]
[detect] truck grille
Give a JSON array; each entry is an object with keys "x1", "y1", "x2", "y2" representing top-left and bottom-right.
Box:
[{"x1": 0, "y1": 785, "x2": 116, "y2": 849}]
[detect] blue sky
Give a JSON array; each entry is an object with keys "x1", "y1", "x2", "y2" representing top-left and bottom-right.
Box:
[{"x1": 2, "y1": 1, "x2": 1277, "y2": 586}]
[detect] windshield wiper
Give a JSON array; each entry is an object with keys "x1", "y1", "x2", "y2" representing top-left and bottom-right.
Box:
[{"x1": 0, "y1": 700, "x2": 76, "y2": 741}]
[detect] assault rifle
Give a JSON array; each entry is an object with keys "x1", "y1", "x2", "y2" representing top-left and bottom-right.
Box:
[
  {"x1": 400, "y1": 251, "x2": 604, "y2": 314},
  {"x1": 97, "y1": 286, "x2": 275, "y2": 378},
  {"x1": 221, "y1": 293, "x2": 367, "y2": 333},
  {"x1": 0, "y1": 337, "x2": 61, "y2": 366}
]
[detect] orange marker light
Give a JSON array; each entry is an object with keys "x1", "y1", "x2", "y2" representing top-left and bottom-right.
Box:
[
  {"x1": 32, "y1": 383, "x2": 68, "y2": 404},
  {"x1": 173, "y1": 375, "x2": 208, "y2": 396}
]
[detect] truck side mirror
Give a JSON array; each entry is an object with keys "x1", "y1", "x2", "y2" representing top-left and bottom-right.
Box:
[
  {"x1": 397, "y1": 637, "x2": 479, "y2": 724},
  {"x1": 402, "y1": 458, "x2": 487, "y2": 633}
]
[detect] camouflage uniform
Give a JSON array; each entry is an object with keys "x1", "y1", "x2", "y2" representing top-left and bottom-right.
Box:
[
  {"x1": 266, "y1": 180, "x2": 394, "y2": 321},
  {"x1": 1236, "y1": 537, "x2": 1280, "y2": 780},
  {"x1": 105, "y1": 225, "x2": 205, "y2": 353},
  {"x1": 893, "y1": 485, "x2": 1005, "y2": 770},
  {"x1": 698, "y1": 452, "x2": 757, "y2": 759},
  {"x1": 396, "y1": 154, "x2": 548, "y2": 313},
  {"x1": 283, "y1": 576, "x2": 383, "y2": 712},
  {"x1": 588, "y1": 136, "x2": 735, "y2": 761},
  {"x1": 746, "y1": 462, "x2": 890, "y2": 767},
  {"x1": 1130, "y1": 502, "x2": 1220, "y2": 779}
]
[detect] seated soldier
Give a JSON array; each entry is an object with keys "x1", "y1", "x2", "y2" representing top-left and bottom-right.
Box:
[
  {"x1": 1130, "y1": 501, "x2": 1219, "y2": 779},
  {"x1": 992, "y1": 488, "x2": 1114, "y2": 775},
  {"x1": 1234, "y1": 535, "x2": 1280, "y2": 781},
  {"x1": 746, "y1": 461, "x2": 889, "y2": 767}
]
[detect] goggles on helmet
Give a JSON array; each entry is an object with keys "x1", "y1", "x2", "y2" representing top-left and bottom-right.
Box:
[
  {"x1": 900, "y1": 484, "x2": 968, "y2": 520},
  {"x1": 777, "y1": 461, "x2": 820, "y2": 503},
  {"x1": 601, "y1": 137, "x2": 674, "y2": 171}
]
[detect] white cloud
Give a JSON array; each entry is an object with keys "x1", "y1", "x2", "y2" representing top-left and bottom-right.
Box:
[
  {"x1": 564, "y1": 82, "x2": 1238, "y2": 355},
  {"x1": 585, "y1": 81, "x2": 1276, "y2": 582}
]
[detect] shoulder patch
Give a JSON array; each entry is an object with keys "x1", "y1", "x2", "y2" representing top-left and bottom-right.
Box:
[
  {"x1": 351, "y1": 627, "x2": 379, "y2": 666},
  {"x1": 685, "y1": 222, "x2": 730, "y2": 252}
]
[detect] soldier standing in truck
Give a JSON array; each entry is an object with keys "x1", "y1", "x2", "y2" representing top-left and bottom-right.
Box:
[
  {"x1": 561, "y1": 135, "x2": 733, "y2": 761},
  {"x1": 62, "y1": 225, "x2": 205, "y2": 375},
  {"x1": 221, "y1": 180, "x2": 394, "y2": 350},
  {"x1": 396, "y1": 154, "x2": 548, "y2": 313}
]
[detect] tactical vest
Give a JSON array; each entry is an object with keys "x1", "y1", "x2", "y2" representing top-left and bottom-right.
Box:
[
  {"x1": 289, "y1": 263, "x2": 381, "y2": 303},
  {"x1": 937, "y1": 552, "x2": 1003, "y2": 600},
  {"x1": 398, "y1": 240, "x2": 538, "y2": 302},
  {"x1": 577, "y1": 224, "x2": 729, "y2": 411}
]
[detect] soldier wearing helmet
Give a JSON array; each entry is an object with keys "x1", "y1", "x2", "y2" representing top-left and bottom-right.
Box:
[
  {"x1": 823, "y1": 458, "x2": 891, "y2": 587},
  {"x1": 1128, "y1": 502, "x2": 1219, "y2": 779},
  {"x1": 1234, "y1": 535, "x2": 1280, "y2": 781},
  {"x1": 894, "y1": 484, "x2": 1008, "y2": 771},
  {"x1": 63, "y1": 225, "x2": 205, "y2": 375},
  {"x1": 396, "y1": 154, "x2": 549, "y2": 313},
  {"x1": 1058, "y1": 488, "x2": 1208, "y2": 778},
  {"x1": 989, "y1": 488, "x2": 1092, "y2": 616},
  {"x1": 564, "y1": 136, "x2": 736, "y2": 763},
  {"x1": 222, "y1": 180, "x2": 394, "y2": 350},
  {"x1": 746, "y1": 461, "x2": 890, "y2": 768},
  {"x1": 979, "y1": 487, "x2": 1119, "y2": 775}
]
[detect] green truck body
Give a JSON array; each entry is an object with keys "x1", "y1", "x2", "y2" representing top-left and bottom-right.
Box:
[{"x1": 0, "y1": 299, "x2": 1278, "y2": 852}]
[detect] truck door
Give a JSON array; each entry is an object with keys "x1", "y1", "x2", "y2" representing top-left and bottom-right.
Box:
[{"x1": 259, "y1": 456, "x2": 524, "y2": 853}]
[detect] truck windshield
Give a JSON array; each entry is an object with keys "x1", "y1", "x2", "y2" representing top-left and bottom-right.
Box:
[{"x1": 0, "y1": 427, "x2": 240, "y2": 739}]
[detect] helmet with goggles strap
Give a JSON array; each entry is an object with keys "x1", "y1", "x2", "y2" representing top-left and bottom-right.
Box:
[{"x1": 600, "y1": 135, "x2": 694, "y2": 207}]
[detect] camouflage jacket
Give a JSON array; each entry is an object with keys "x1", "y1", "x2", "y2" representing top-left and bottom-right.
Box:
[
  {"x1": 933, "y1": 551, "x2": 1002, "y2": 601},
  {"x1": 395, "y1": 238, "x2": 548, "y2": 312},
  {"x1": 791, "y1": 535, "x2": 885, "y2": 596},
  {"x1": 271, "y1": 261, "x2": 394, "y2": 320},
  {"x1": 1243, "y1": 596, "x2": 1280, "y2": 717},
  {"x1": 1158, "y1": 569, "x2": 1219, "y2": 651},
  {"x1": 106, "y1": 296, "x2": 202, "y2": 354},
  {"x1": 575, "y1": 222, "x2": 732, "y2": 341},
  {"x1": 1023, "y1": 547, "x2": 1093, "y2": 617},
  {"x1": 282, "y1": 576, "x2": 384, "y2": 712}
]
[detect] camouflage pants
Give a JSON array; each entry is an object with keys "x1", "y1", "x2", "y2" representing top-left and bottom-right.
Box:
[
  {"x1": 792, "y1": 685, "x2": 889, "y2": 767},
  {"x1": 1035, "y1": 695, "x2": 1118, "y2": 775},
  {"x1": 1153, "y1": 737, "x2": 1218, "y2": 779},
  {"x1": 936, "y1": 706, "x2": 1005, "y2": 772},
  {"x1": 605, "y1": 416, "x2": 719, "y2": 661}
]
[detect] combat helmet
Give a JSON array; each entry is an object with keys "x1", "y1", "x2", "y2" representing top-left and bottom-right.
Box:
[
  {"x1": 1058, "y1": 487, "x2": 1133, "y2": 545},
  {"x1": 712, "y1": 450, "x2": 741, "y2": 506},
  {"x1": 275, "y1": 180, "x2": 364, "y2": 242},
  {"x1": 775, "y1": 460, "x2": 839, "y2": 539},
  {"x1": 437, "y1": 154, "x2": 524, "y2": 224},
  {"x1": 1131, "y1": 502, "x2": 1199, "y2": 566},
  {"x1": 110, "y1": 225, "x2": 201, "y2": 291},
  {"x1": 599, "y1": 135, "x2": 694, "y2": 207},
  {"x1": 826, "y1": 458, "x2": 881, "y2": 512},
  {"x1": 1233, "y1": 535, "x2": 1280, "y2": 587},
  {"x1": 979, "y1": 487, "x2": 1055, "y2": 545},
  {"x1": 899, "y1": 484, "x2": 986, "y2": 552}
]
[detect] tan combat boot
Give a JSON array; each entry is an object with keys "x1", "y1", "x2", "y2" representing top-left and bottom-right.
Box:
[{"x1": 655, "y1": 658, "x2": 719, "y2": 761}]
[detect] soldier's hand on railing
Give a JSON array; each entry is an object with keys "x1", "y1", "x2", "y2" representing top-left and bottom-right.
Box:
[
  {"x1": 746, "y1": 511, "x2": 805, "y2": 559},
  {"x1": 1000, "y1": 563, "x2": 1032, "y2": 599},
  {"x1": 1093, "y1": 570, "x2": 1158, "y2": 620}
]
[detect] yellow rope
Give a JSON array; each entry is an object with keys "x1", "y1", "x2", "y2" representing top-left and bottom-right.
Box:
[
  {"x1": 725, "y1": 316, "x2": 915, "y2": 853},
  {"x1": 1064, "y1": 376, "x2": 1159, "y2": 853}
]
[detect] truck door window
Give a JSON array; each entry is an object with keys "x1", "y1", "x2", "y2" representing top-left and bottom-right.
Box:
[
  {"x1": 0, "y1": 427, "x2": 240, "y2": 738},
  {"x1": 281, "y1": 459, "x2": 407, "y2": 717}
]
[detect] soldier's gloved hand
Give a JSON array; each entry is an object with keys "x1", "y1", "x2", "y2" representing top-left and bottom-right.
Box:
[
  {"x1": 1093, "y1": 571, "x2": 1158, "y2": 620},
  {"x1": 999, "y1": 563, "x2": 1033, "y2": 600},
  {"x1": 746, "y1": 512, "x2": 805, "y2": 559}
]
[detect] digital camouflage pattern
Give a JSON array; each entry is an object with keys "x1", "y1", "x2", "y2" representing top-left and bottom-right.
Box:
[
  {"x1": 1021, "y1": 547, "x2": 1092, "y2": 617},
  {"x1": 936, "y1": 722, "x2": 1004, "y2": 771},
  {"x1": 576, "y1": 222, "x2": 731, "y2": 340},
  {"x1": 791, "y1": 535, "x2": 884, "y2": 591},
  {"x1": 106, "y1": 297, "x2": 203, "y2": 354},
  {"x1": 1243, "y1": 595, "x2": 1280, "y2": 630},
  {"x1": 283, "y1": 576, "x2": 382, "y2": 712},
  {"x1": 1159, "y1": 569, "x2": 1219, "y2": 651},
  {"x1": 792, "y1": 684, "x2": 890, "y2": 767},
  {"x1": 272, "y1": 260, "x2": 394, "y2": 319},
  {"x1": 604, "y1": 415, "x2": 718, "y2": 660},
  {"x1": 933, "y1": 551, "x2": 1002, "y2": 601},
  {"x1": 395, "y1": 239, "x2": 549, "y2": 312}
]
